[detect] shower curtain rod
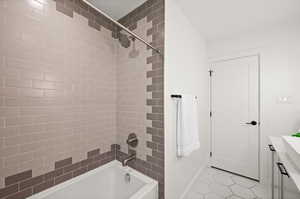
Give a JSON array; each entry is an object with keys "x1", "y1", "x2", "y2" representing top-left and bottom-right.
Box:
[{"x1": 82, "y1": 0, "x2": 162, "y2": 55}]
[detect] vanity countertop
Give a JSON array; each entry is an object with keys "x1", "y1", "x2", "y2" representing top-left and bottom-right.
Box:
[{"x1": 283, "y1": 136, "x2": 300, "y2": 154}]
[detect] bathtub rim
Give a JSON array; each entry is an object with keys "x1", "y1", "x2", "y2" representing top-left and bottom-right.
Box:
[{"x1": 27, "y1": 160, "x2": 158, "y2": 199}]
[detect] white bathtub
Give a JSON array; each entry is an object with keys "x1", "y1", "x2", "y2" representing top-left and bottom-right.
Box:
[{"x1": 28, "y1": 160, "x2": 158, "y2": 199}]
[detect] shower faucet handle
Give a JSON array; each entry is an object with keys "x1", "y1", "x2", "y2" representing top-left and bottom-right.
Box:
[
  {"x1": 127, "y1": 133, "x2": 138, "y2": 148},
  {"x1": 127, "y1": 137, "x2": 137, "y2": 143}
]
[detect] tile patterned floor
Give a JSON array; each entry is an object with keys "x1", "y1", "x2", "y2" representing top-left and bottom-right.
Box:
[{"x1": 184, "y1": 167, "x2": 269, "y2": 199}]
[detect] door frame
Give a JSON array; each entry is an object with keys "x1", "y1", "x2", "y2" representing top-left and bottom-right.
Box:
[{"x1": 209, "y1": 53, "x2": 262, "y2": 181}]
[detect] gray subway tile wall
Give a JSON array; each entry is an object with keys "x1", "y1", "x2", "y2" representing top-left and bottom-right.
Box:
[
  {"x1": 0, "y1": 0, "x2": 164, "y2": 198},
  {"x1": 0, "y1": 146, "x2": 116, "y2": 198}
]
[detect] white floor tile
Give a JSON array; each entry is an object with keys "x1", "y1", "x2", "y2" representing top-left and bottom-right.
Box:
[
  {"x1": 227, "y1": 196, "x2": 242, "y2": 199},
  {"x1": 251, "y1": 184, "x2": 268, "y2": 198},
  {"x1": 183, "y1": 167, "x2": 268, "y2": 199},
  {"x1": 213, "y1": 173, "x2": 235, "y2": 186},
  {"x1": 204, "y1": 193, "x2": 223, "y2": 199},
  {"x1": 232, "y1": 176, "x2": 258, "y2": 188},
  {"x1": 192, "y1": 182, "x2": 212, "y2": 194},
  {"x1": 209, "y1": 183, "x2": 232, "y2": 197},
  {"x1": 196, "y1": 173, "x2": 215, "y2": 185},
  {"x1": 231, "y1": 184, "x2": 256, "y2": 199},
  {"x1": 184, "y1": 191, "x2": 204, "y2": 199}
]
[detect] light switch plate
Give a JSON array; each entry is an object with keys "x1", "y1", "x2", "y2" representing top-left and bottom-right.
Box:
[{"x1": 277, "y1": 96, "x2": 292, "y2": 104}]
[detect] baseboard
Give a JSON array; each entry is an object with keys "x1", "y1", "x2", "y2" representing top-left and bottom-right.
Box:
[{"x1": 179, "y1": 163, "x2": 208, "y2": 199}]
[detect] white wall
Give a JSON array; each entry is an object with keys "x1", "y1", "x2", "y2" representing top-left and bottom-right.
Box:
[
  {"x1": 164, "y1": 0, "x2": 210, "y2": 198},
  {"x1": 207, "y1": 22, "x2": 300, "y2": 184}
]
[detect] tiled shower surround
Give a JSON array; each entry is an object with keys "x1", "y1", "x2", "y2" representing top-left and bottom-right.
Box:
[
  {"x1": 0, "y1": 0, "x2": 164, "y2": 198},
  {"x1": 116, "y1": 0, "x2": 165, "y2": 198}
]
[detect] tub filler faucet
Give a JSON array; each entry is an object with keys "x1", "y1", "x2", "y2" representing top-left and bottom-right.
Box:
[
  {"x1": 122, "y1": 153, "x2": 136, "y2": 167},
  {"x1": 122, "y1": 133, "x2": 138, "y2": 167}
]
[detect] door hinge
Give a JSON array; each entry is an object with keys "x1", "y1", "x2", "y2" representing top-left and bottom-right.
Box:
[
  {"x1": 210, "y1": 111, "x2": 212, "y2": 117},
  {"x1": 209, "y1": 70, "x2": 213, "y2": 76},
  {"x1": 210, "y1": 152, "x2": 212, "y2": 157}
]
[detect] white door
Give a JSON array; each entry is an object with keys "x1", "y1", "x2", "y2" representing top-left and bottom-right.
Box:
[{"x1": 210, "y1": 55, "x2": 260, "y2": 180}]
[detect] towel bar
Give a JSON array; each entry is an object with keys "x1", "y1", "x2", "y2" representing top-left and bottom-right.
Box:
[
  {"x1": 171, "y1": 95, "x2": 182, "y2": 98},
  {"x1": 171, "y1": 94, "x2": 197, "y2": 99},
  {"x1": 171, "y1": 94, "x2": 199, "y2": 158}
]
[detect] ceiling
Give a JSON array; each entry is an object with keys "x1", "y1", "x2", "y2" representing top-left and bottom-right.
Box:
[
  {"x1": 176, "y1": 0, "x2": 300, "y2": 41},
  {"x1": 87, "y1": 0, "x2": 148, "y2": 20}
]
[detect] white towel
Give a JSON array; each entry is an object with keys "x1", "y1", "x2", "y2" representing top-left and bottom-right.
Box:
[{"x1": 176, "y1": 94, "x2": 200, "y2": 157}]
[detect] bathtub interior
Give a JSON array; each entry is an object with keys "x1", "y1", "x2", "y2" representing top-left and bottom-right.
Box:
[{"x1": 28, "y1": 161, "x2": 155, "y2": 199}]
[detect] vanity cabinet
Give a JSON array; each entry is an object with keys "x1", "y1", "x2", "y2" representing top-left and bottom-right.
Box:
[
  {"x1": 269, "y1": 140, "x2": 300, "y2": 199},
  {"x1": 269, "y1": 145, "x2": 279, "y2": 199}
]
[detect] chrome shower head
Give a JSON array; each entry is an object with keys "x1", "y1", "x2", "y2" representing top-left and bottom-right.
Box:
[
  {"x1": 118, "y1": 33, "x2": 131, "y2": 48},
  {"x1": 129, "y1": 37, "x2": 139, "y2": 59}
]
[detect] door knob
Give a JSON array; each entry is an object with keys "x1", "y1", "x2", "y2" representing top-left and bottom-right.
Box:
[{"x1": 246, "y1": 121, "x2": 258, "y2": 126}]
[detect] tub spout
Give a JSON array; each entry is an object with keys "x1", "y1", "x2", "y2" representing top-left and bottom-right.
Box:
[{"x1": 122, "y1": 154, "x2": 136, "y2": 167}]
